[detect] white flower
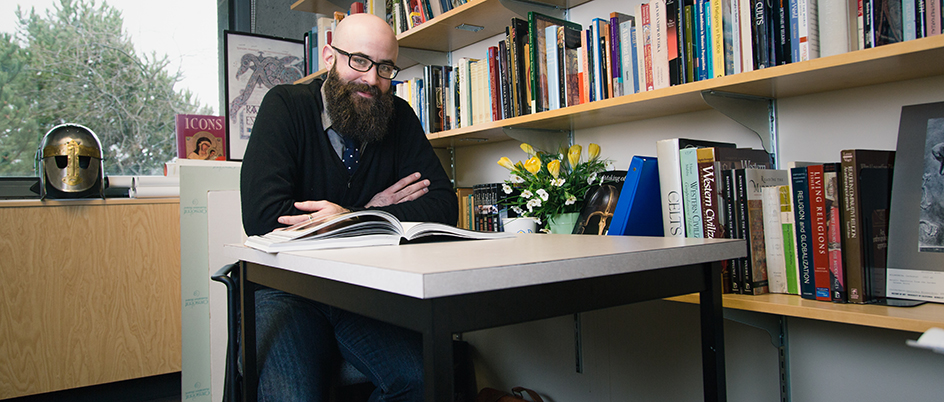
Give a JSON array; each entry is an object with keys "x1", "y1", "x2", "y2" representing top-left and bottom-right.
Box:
[
  {"x1": 511, "y1": 206, "x2": 525, "y2": 215},
  {"x1": 587, "y1": 172, "x2": 598, "y2": 185},
  {"x1": 526, "y1": 198, "x2": 542, "y2": 212},
  {"x1": 536, "y1": 189, "x2": 549, "y2": 201},
  {"x1": 551, "y1": 178, "x2": 565, "y2": 187},
  {"x1": 521, "y1": 190, "x2": 533, "y2": 199},
  {"x1": 502, "y1": 183, "x2": 513, "y2": 194},
  {"x1": 509, "y1": 174, "x2": 524, "y2": 184},
  {"x1": 565, "y1": 195, "x2": 577, "y2": 205}
]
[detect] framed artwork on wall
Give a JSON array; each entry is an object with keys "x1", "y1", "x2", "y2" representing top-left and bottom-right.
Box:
[
  {"x1": 223, "y1": 30, "x2": 304, "y2": 160},
  {"x1": 885, "y1": 101, "x2": 944, "y2": 304}
]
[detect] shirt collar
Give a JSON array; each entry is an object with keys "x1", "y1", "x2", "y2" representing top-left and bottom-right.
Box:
[{"x1": 320, "y1": 83, "x2": 332, "y2": 132}]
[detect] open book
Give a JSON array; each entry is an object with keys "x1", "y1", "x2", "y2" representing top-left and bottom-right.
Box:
[{"x1": 245, "y1": 209, "x2": 515, "y2": 253}]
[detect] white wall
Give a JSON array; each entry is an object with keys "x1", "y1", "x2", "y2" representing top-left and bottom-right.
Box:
[{"x1": 443, "y1": 1, "x2": 944, "y2": 400}]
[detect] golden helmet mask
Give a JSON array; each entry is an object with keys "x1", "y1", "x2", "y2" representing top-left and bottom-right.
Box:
[{"x1": 38, "y1": 124, "x2": 105, "y2": 199}]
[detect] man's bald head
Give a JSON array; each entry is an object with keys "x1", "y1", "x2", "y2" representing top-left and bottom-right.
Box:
[{"x1": 324, "y1": 13, "x2": 398, "y2": 70}]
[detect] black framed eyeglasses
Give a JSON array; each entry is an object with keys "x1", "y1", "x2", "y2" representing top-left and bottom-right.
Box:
[{"x1": 331, "y1": 45, "x2": 400, "y2": 80}]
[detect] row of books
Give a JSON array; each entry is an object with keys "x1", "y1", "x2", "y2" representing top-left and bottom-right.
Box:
[
  {"x1": 865, "y1": 0, "x2": 944, "y2": 46},
  {"x1": 393, "y1": 1, "x2": 944, "y2": 134},
  {"x1": 657, "y1": 138, "x2": 896, "y2": 303},
  {"x1": 395, "y1": 3, "x2": 821, "y2": 134},
  {"x1": 456, "y1": 183, "x2": 508, "y2": 233},
  {"x1": 303, "y1": 15, "x2": 336, "y2": 75}
]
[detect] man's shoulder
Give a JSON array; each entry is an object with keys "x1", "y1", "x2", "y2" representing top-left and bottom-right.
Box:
[{"x1": 271, "y1": 79, "x2": 322, "y2": 98}]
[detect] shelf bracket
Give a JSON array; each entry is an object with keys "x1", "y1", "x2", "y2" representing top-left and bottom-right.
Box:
[
  {"x1": 498, "y1": 0, "x2": 565, "y2": 20},
  {"x1": 701, "y1": 90, "x2": 779, "y2": 167},
  {"x1": 502, "y1": 127, "x2": 573, "y2": 154},
  {"x1": 398, "y1": 47, "x2": 449, "y2": 68},
  {"x1": 723, "y1": 309, "x2": 791, "y2": 402}
]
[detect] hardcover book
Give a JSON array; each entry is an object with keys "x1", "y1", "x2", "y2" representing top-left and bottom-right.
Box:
[
  {"x1": 680, "y1": 147, "x2": 704, "y2": 238},
  {"x1": 790, "y1": 166, "x2": 816, "y2": 299},
  {"x1": 823, "y1": 163, "x2": 846, "y2": 302},
  {"x1": 737, "y1": 168, "x2": 790, "y2": 295},
  {"x1": 807, "y1": 163, "x2": 833, "y2": 301},
  {"x1": 176, "y1": 114, "x2": 226, "y2": 161},
  {"x1": 779, "y1": 184, "x2": 800, "y2": 294},
  {"x1": 724, "y1": 167, "x2": 743, "y2": 293},
  {"x1": 859, "y1": 167, "x2": 894, "y2": 301},
  {"x1": 763, "y1": 186, "x2": 789, "y2": 293},
  {"x1": 573, "y1": 170, "x2": 628, "y2": 235},
  {"x1": 244, "y1": 209, "x2": 514, "y2": 253}
]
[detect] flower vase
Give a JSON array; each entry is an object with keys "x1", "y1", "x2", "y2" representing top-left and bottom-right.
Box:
[{"x1": 547, "y1": 212, "x2": 580, "y2": 234}]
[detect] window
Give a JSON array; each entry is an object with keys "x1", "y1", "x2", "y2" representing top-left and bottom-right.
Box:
[{"x1": 0, "y1": 0, "x2": 218, "y2": 178}]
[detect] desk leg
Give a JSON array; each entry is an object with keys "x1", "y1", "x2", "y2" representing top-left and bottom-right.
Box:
[
  {"x1": 699, "y1": 261, "x2": 726, "y2": 402},
  {"x1": 422, "y1": 324, "x2": 454, "y2": 402},
  {"x1": 240, "y1": 262, "x2": 258, "y2": 402}
]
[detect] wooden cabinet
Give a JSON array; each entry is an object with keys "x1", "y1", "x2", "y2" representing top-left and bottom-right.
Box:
[{"x1": 0, "y1": 198, "x2": 181, "y2": 399}]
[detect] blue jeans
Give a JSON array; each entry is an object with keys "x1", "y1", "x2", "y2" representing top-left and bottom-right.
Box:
[{"x1": 249, "y1": 287, "x2": 424, "y2": 402}]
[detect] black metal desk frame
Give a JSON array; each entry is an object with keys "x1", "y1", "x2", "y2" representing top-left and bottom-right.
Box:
[{"x1": 238, "y1": 254, "x2": 727, "y2": 402}]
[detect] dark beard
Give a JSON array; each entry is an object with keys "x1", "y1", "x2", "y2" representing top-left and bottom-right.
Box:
[{"x1": 323, "y1": 67, "x2": 395, "y2": 144}]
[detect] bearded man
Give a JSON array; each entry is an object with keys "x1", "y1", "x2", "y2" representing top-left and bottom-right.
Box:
[{"x1": 239, "y1": 13, "x2": 458, "y2": 401}]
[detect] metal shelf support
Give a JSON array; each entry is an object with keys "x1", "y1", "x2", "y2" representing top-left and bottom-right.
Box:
[
  {"x1": 701, "y1": 90, "x2": 779, "y2": 168},
  {"x1": 398, "y1": 48, "x2": 449, "y2": 67},
  {"x1": 723, "y1": 309, "x2": 791, "y2": 402},
  {"x1": 502, "y1": 127, "x2": 574, "y2": 153},
  {"x1": 499, "y1": 0, "x2": 565, "y2": 19}
]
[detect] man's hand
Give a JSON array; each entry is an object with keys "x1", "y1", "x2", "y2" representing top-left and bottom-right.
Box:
[
  {"x1": 277, "y1": 200, "x2": 350, "y2": 226},
  {"x1": 365, "y1": 172, "x2": 430, "y2": 208}
]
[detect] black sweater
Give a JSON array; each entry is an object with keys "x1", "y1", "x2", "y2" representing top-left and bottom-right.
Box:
[{"x1": 240, "y1": 78, "x2": 458, "y2": 236}]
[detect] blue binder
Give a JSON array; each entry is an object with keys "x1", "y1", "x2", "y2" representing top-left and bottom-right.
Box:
[{"x1": 607, "y1": 156, "x2": 664, "y2": 236}]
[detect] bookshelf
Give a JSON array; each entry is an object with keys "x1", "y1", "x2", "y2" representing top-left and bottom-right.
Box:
[
  {"x1": 290, "y1": 0, "x2": 944, "y2": 339},
  {"x1": 291, "y1": 0, "x2": 944, "y2": 148},
  {"x1": 425, "y1": 34, "x2": 944, "y2": 147},
  {"x1": 667, "y1": 293, "x2": 944, "y2": 334}
]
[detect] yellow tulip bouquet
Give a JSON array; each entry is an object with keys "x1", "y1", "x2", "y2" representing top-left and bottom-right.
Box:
[{"x1": 497, "y1": 142, "x2": 610, "y2": 228}]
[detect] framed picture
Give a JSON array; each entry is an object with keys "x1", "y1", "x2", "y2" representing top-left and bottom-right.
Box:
[
  {"x1": 885, "y1": 101, "x2": 944, "y2": 304},
  {"x1": 223, "y1": 30, "x2": 305, "y2": 160}
]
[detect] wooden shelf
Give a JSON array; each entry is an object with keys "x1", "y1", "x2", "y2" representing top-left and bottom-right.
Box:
[
  {"x1": 666, "y1": 292, "x2": 944, "y2": 334},
  {"x1": 296, "y1": 68, "x2": 327, "y2": 85},
  {"x1": 427, "y1": 34, "x2": 944, "y2": 148}
]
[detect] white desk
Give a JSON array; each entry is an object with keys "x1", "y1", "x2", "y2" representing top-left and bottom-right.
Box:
[{"x1": 225, "y1": 234, "x2": 745, "y2": 402}]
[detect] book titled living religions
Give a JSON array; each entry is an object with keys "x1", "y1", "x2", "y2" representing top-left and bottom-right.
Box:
[
  {"x1": 176, "y1": 114, "x2": 227, "y2": 161},
  {"x1": 245, "y1": 209, "x2": 515, "y2": 253}
]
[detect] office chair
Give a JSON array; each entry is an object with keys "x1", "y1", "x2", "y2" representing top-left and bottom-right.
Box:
[{"x1": 211, "y1": 263, "x2": 373, "y2": 402}]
